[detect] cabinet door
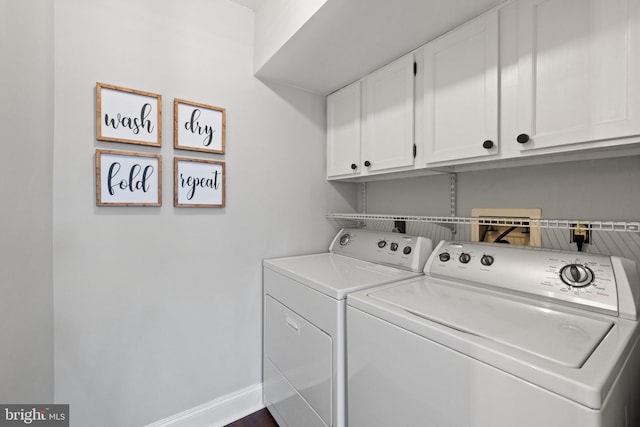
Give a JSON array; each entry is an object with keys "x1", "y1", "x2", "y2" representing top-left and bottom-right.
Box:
[
  {"x1": 363, "y1": 54, "x2": 415, "y2": 173},
  {"x1": 517, "y1": 0, "x2": 640, "y2": 151},
  {"x1": 327, "y1": 81, "x2": 361, "y2": 178},
  {"x1": 422, "y1": 11, "x2": 499, "y2": 164}
]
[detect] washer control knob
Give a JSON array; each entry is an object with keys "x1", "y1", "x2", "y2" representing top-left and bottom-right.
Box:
[
  {"x1": 403, "y1": 246, "x2": 412, "y2": 255},
  {"x1": 459, "y1": 253, "x2": 471, "y2": 264},
  {"x1": 560, "y1": 264, "x2": 594, "y2": 287},
  {"x1": 377, "y1": 240, "x2": 387, "y2": 249},
  {"x1": 439, "y1": 252, "x2": 451, "y2": 262},
  {"x1": 480, "y1": 255, "x2": 494, "y2": 266},
  {"x1": 339, "y1": 233, "x2": 351, "y2": 246},
  {"x1": 390, "y1": 242, "x2": 399, "y2": 252}
]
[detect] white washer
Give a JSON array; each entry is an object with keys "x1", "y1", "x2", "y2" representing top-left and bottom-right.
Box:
[
  {"x1": 347, "y1": 240, "x2": 640, "y2": 427},
  {"x1": 263, "y1": 228, "x2": 433, "y2": 427}
]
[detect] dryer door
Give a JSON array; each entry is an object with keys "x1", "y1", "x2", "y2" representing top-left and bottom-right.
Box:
[{"x1": 265, "y1": 295, "x2": 332, "y2": 426}]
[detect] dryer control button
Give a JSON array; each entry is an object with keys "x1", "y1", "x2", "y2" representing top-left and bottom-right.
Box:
[
  {"x1": 403, "y1": 246, "x2": 412, "y2": 255},
  {"x1": 481, "y1": 255, "x2": 494, "y2": 266},
  {"x1": 459, "y1": 253, "x2": 471, "y2": 264},
  {"x1": 378, "y1": 240, "x2": 387, "y2": 249},
  {"x1": 390, "y1": 242, "x2": 399, "y2": 251},
  {"x1": 439, "y1": 252, "x2": 451, "y2": 262},
  {"x1": 339, "y1": 233, "x2": 351, "y2": 246}
]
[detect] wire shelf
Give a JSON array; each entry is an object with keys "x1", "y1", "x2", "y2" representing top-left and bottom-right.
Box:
[
  {"x1": 327, "y1": 213, "x2": 640, "y2": 263},
  {"x1": 326, "y1": 213, "x2": 640, "y2": 232}
]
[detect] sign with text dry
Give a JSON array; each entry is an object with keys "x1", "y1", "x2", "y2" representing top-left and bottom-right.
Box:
[
  {"x1": 96, "y1": 82, "x2": 162, "y2": 147},
  {"x1": 95, "y1": 149, "x2": 162, "y2": 206},
  {"x1": 174, "y1": 157, "x2": 225, "y2": 207},
  {"x1": 174, "y1": 99, "x2": 225, "y2": 154}
]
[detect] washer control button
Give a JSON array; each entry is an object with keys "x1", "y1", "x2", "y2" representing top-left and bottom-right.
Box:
[
  {"x1": 390, "y1": 242, "x2": 399, "y2": 252},
  {"x1": 560, "y1": 264, "x2": 594, "y2": 287},
  {"x1": 480, "y1": 255, "x2": 494, "y2": 266},
  {"x1": 439, "y1": 252, "x2": 451, "y2": 262},
  {"x1": 339, "y1": 233, "x2": 351, "y2": 246},
  {"x1": 459, "y1": 253, "x2": 471, "y2": 264},
  {"x1": 403, "y1": 246, "x2": 412, "y2": 255},
  {"x1": 378, "y1": 240, "x2": 387, "y2": 249}
]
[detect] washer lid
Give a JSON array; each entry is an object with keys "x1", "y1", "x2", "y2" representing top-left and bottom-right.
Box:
[
  {"x1": 264, "y1": 253, "x2": 422, "y2": 300},
  {"x1": 368, "y1": 279, "x2": 614, "y2": 368}
]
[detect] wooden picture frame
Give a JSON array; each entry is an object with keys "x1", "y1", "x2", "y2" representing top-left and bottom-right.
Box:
[
  {"x1": 174, "y1": 99, "x2": 226, "y2": 154},
  {"x1": 95, "y1": 149, "x2": 162, "y2": 206},
  {"x1": 174, "y1": 157, "x2": 225, "y2": 207},
  {"x1": 96, "y1": 82, "x2": 162, "y2": 147}
]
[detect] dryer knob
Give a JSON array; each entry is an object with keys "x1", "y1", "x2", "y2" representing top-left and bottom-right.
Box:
[
  {"x1": 439, "y1": 252, "x2": 451, "y2": 262},
  {"x1": 339, "y1": 233, "x2": 351, "y2": 246},
  {"x1": 459, "y1": 253, "x2": 471, "y2": 264},
  {"x1": 403, "y1": 246, "x2": 412, "y2": 255},
  {"x1": 390, "y1": 242, "x2": 399, "y2": 252},
  {"x1": 378, "y1": 240, "x2": 387, "y2": 249},
  {"x1": 480, "y1": 255, "x2": 494, "y2": 266}
]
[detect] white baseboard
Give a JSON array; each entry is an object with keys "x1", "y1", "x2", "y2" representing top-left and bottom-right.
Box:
[{"x1": 145, "y1": 383, "x2": 264, "y2": 427}]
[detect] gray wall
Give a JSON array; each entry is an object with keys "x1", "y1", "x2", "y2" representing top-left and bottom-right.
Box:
[
  {"x1": 0, "y1": 0, "x2": 54, "y2": 403},
  {"x1": 52, "y1": 0, "x2": 356, "y2": 426},
  {"x1": 0, "y1": 0, "x2": 355, "y2": 426}
]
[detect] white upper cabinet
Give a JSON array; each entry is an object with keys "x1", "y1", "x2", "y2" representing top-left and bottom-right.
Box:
[
  {"x1": 422, "y1": 10, "x2": 499, "y2": 165},
  {"x1": 327, "y1": 81, "x2": 361, "y2": 178},
  {"x1": 516, "y1": 0, "x2": 640, "y2": 151},
  {"x1": 362, "y1": 54, "x2": 416, "y2": 174}
]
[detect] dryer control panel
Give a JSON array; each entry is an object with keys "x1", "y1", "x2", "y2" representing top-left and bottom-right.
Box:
[
  {"x1": 330, "y1": 228, "x2": 433, "y2": 273},
  {"x1": 426, "y1": 241, "x2": 640, "y2": 320}
]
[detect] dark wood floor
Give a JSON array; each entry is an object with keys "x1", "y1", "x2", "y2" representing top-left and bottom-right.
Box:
[{"x1": 224, "y1": 408, "x2": 279, "y2": 427}]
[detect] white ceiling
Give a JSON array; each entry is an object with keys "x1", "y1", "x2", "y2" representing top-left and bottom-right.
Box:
[
  {"x1": 232, "y1": 0, "x2": 505, "y2": 94},
  {"x1": 229, "y1": 0, "x2": 263, "y2": 12}
]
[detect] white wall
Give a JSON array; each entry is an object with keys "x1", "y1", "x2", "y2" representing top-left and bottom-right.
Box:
[
  {"x1": 0, "y1": 0, "x2": 54, "y2": 403},
  {"x1": 365, "y1": 157, "x2": 640, "y2": 220},
  {"x1": 364, "y1": 157, "x2": 640, "y2": 257},
  {"x1": 253, "y1": 0, "x2": 327, "y2": 72},
  {"x1": 53, "y1": 1, "x2": 355, "y2": 426}
]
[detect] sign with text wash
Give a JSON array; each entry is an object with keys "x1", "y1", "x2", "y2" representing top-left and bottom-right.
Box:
[{"x1": 96, "y1": 82, "x2": 162, "y2": 147}]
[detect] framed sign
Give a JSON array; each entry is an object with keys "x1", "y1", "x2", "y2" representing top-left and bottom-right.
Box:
[
  {"x1": 174, "y1": 99, "x2": 225, "y2": 154},
  {"x1": 95, "y1": 149, "x2": 162, "y2": 206},
  {"x1": 96, "y1": 82, "x2": 162, "y2": 147},
  {"x1": 174, "y1": 157, "x2": 225, "y2": 207}
]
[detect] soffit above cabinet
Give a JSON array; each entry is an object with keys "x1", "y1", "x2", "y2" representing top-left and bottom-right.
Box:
[{"x1": 253, "y1": 0, "x2": 505, "y2": 95}]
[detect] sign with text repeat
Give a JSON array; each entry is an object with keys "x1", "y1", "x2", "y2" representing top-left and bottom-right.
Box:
[{"x1": 174, "y1": 157, "x2": 225, "y2": 207}]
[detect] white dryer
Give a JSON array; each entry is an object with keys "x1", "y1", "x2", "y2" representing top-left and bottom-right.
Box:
[
  {"x1": 263, "y1": 228, "x2": 433, "y2": 427},
  {"x1": 347, "y1": 240, "x2": 640, "y2": 427}
]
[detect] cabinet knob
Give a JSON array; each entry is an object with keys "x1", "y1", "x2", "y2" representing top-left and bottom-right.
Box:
[
  {"x1": 364, "y1": 160, "x2": 372, "y2": 167},
  {"x1": 350, "y1": 163, "x2": 357, "y2": 170},
  {"x1": 482, "y1": 140, "x2": 494, "y2": 149},
  {"x1": 517, "y1": 133, "x2": 530, "y2": 144}
]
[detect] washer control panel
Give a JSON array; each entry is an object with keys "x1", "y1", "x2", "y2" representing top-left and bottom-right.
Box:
[
  {"x1": 427, "y1": 241, "x2": 639, "y2": 317},
  {"x1": 329, "y1": 228, "x2": 433, "y2": 273}
]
